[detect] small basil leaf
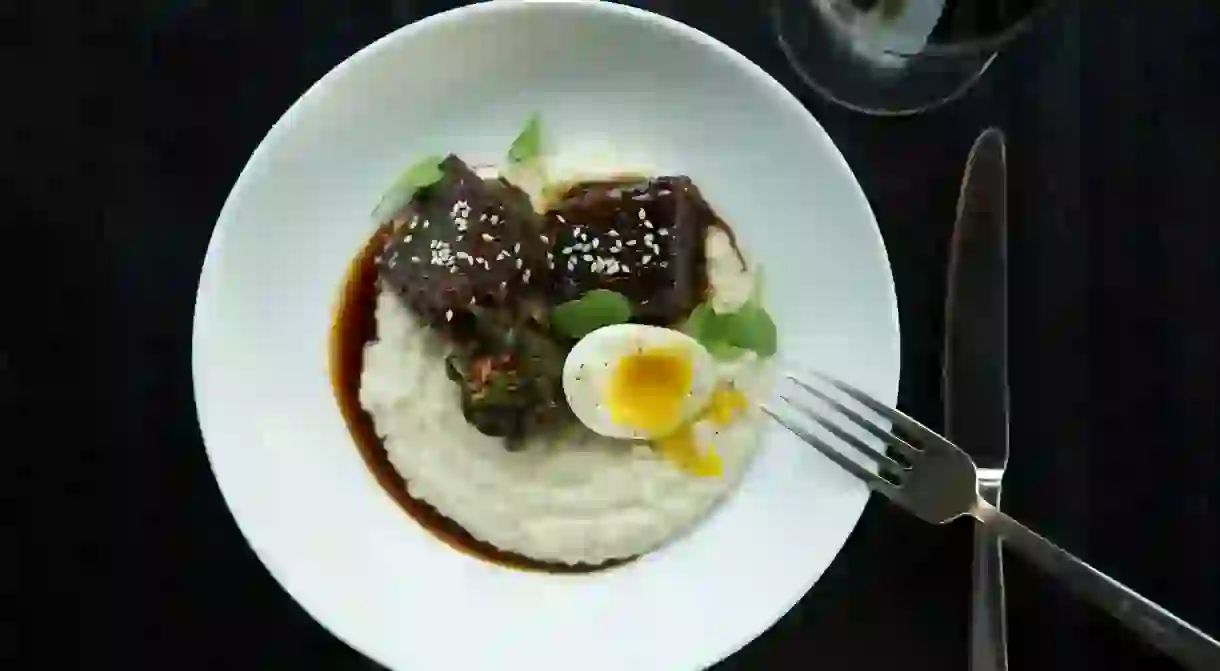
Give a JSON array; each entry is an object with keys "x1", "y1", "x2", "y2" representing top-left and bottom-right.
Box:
[
  {"x1": 370, "y1": 155, "x2": 444, "y2": 222},
  {"x1": 507, "y1": 114, "x2": 543, "y2": 166},
  {"x1": 705, "y1": 340, "x2": 748, "y2": 362},
  {"x1": 723, "y1": 301, "x2": 778, "y2": 358},
  {"x1": 551, "y1": 290, "x2": 632, "y2": 339},
  {"x1": 682, "y1": 302, "x2": 727, "y2": 345}
]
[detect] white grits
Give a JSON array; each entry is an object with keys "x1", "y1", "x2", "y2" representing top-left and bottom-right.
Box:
[{"x1": 358, "y1": 229, "x2": 770, "y2": 565}]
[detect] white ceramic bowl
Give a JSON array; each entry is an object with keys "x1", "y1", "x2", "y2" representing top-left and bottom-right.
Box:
[{"x1": 193, "y1": 2, "x2": 899, "y2": 669}]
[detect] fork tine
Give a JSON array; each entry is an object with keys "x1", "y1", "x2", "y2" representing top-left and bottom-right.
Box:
[
  {"x1": 787, "y1": 375, "x2": 922, "y2": 460},
  {"x1": 762, "y1": 405, "x2": 901, "y2": 498},
  {"x1": 780, "y1": 394, "x2": 907, "y2": 478},
  {"x1": 809, "y1": 371, "x2": 953, "y2": 451}
]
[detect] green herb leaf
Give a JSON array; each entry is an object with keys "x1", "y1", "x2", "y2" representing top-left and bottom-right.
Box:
[
  {"x1": 551, "y1": 290, "x2": 632, "y2": 339},
  {"x1": 683, "y1": 299, "x2": 777, "y2": 359},
  {"x1": 507, "y1": 114, "x2": 543, "y2": 166},
  {"x1": 370, "y1": 155, "x2": 445, "y2": 222},
  {"x1": 682, "y1": 302, "x2": 726, "y2": 344},
  {"x1": 723, "y1": 301, "x2": 778, "y2": 357},
  {"x1": 705, "y1": 340, "x2": 748, "y2": 362}
]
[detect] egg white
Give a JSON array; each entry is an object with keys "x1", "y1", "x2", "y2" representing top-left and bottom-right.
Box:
[{"x1": 562, "y1": 324, "x2": 716, "y2": 440}]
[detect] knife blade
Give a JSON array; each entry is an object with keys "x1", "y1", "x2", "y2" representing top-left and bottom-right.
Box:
[{"x1": 943, "y1": 127, "x2": 1010, "y2": 671}]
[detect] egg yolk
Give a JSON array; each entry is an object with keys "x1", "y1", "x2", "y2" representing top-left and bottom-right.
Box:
[
  {"x1": 655, "y1": 427, "x2": 723, "y2": 478},
  {"x1": 607, "y1": 348, "x2": 693, "y2": 435},
  {"x1": 654, "y1": 386, "x2": 749, "y2": 479}
]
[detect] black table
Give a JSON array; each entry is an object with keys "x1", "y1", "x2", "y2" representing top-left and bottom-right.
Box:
[{"x1": 10, "y1": 1, "x2": 1218, "y2": 669}]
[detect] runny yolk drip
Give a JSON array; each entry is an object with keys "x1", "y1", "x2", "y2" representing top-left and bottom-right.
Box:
[
  {"x1": 654, "y1": 386, "x2": 749, "y2": 479},
  {"x1": 607, "y1": 348, "x2": 693, "y2": 436}
]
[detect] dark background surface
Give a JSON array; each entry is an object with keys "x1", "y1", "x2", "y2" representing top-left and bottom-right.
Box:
[{"x1": 6, "y1": 1, "x2": 1219, "y2": 669}]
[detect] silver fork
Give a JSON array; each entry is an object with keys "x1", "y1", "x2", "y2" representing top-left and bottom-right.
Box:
[{"x1": 762, "y1": 371, "x2": 1220, "y2": 671}]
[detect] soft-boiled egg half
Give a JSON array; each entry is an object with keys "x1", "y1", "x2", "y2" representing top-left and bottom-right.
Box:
[
  {"x1": 561, "y1": 323, "x2": 751, "y2": 478},
  {"x1": 563, "y1": 324, "x2": 716, "y2": 440}
]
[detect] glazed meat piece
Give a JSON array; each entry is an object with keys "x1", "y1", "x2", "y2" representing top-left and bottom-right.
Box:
[
  {"x1": 545, "y1": 176, "x2": 714, "y2": 324},
  {"x1": 375, "y1": 155, "x2": 552, "y2": 330}
]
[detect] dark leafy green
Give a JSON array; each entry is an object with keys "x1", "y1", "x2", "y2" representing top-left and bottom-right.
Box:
[{"x1": 445, "y1": 306, "x2": 570, "y2": 449}]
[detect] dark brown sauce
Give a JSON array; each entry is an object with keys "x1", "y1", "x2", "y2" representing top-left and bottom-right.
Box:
[{"x1": 330, "y1": 226, "x2": 625, "y2": 573}]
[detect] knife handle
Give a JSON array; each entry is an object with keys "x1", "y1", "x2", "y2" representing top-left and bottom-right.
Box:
[
  {"x1": 971, "y1": 483, "x2": 1008, "y2": 671},
  {"x1": 974, "y1": 500, "x2": 1220, "y2": 670}
]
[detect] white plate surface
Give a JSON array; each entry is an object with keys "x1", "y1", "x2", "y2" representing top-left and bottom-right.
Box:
[{"x1": 193, "y1": 2, "x2": 899, "y2": 669}]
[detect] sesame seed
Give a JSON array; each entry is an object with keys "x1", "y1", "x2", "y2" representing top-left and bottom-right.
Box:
[
  {"x1": 467, "y1": 256, "x2": 475, "y2": 265},
  {"x1": 642, "y1": 255, "x2": 653, "y2": 265},
  {"x1": 500, "y1": 281, "x2": 508, "y2": 291},
  {"x1": 644, "y1": 233, "x2": 654, "y2": 243},
  {"x1": 608, "y1": 230, "x2": 619, "y2": 237},
  {"x1": 480, "y1": 213, "x2": 487, "y2": 221},
  {"x1": 490, "y1": 215, "x2": 500, "y2": 225},
  {"x1": 658, "y1": 228, "x2": 669, "y2": 236},
  {"x1": 449, "y1": 266, "x2": 458, "y2": 273},
  {"x1": 482, "y1": 233, "x2": 494, "y2": 242},
  {"x1": 583, "y1": 254, "x2": 594, "y2": 262},
  {"x1": 411, "y1": 256, "x2": 421, "y2": 263},
  {"x1": 445, "y1": 310, "x2": 454, "y2": 321},
  {"x1": 561, "y1": 246, "x2": 573, "y2": 255},
  {"x1": 513, "y1": 242, "x2": 521, "y2": 254},
  {"x1": 523, "y1": 269, "x2": 531, "y2": 283},
  {"x1": 591, "y1": 239, "x2": 600, "y2": 249},
  {"x1": 638, "y1": 208, "x2": 646, "y2": 220},
  {"x1": 621, "y1": 264, "x2": 630, "y2": 273},
  {"x1": 627, "y1": 240, "x2": 637, "y2": 246},
  {"x1": 516, "y1": 258, "x2": 523, "y2": 269},
  {"x1": 643, "y1": 220, "x2": 654, "y2": 229},
  {"x1": 556, "y1": 215, "x2": 566, "y2": 224},
  {"x1": 660, "y1": 261, "x2": 669, "y2": 268},
  {"x1": 540, "y1": 235, "x2": 549, "y2": 244}
]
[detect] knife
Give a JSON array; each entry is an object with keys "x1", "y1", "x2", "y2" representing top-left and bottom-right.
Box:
[{"x1": 944, "y1": 128, "x2": 1010, "y2": 671}]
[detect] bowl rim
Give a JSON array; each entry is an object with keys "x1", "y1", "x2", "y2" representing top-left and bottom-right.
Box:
[{"x1": 193, "y1": 1, "x2": 900, "y2": 668}]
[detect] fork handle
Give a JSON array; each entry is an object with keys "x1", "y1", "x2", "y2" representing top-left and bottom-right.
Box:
[
  {"x1": 973, "y1": 499, "x2": 1220, "y2": 670},
  {"x1": 970, "y1": 484, "x2": 1008, "y2": 671}
]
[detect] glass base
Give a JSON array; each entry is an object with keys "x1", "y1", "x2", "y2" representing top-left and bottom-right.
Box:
[{"x1": 772, "y1": 0, "x2": 996, "y2": 116}]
